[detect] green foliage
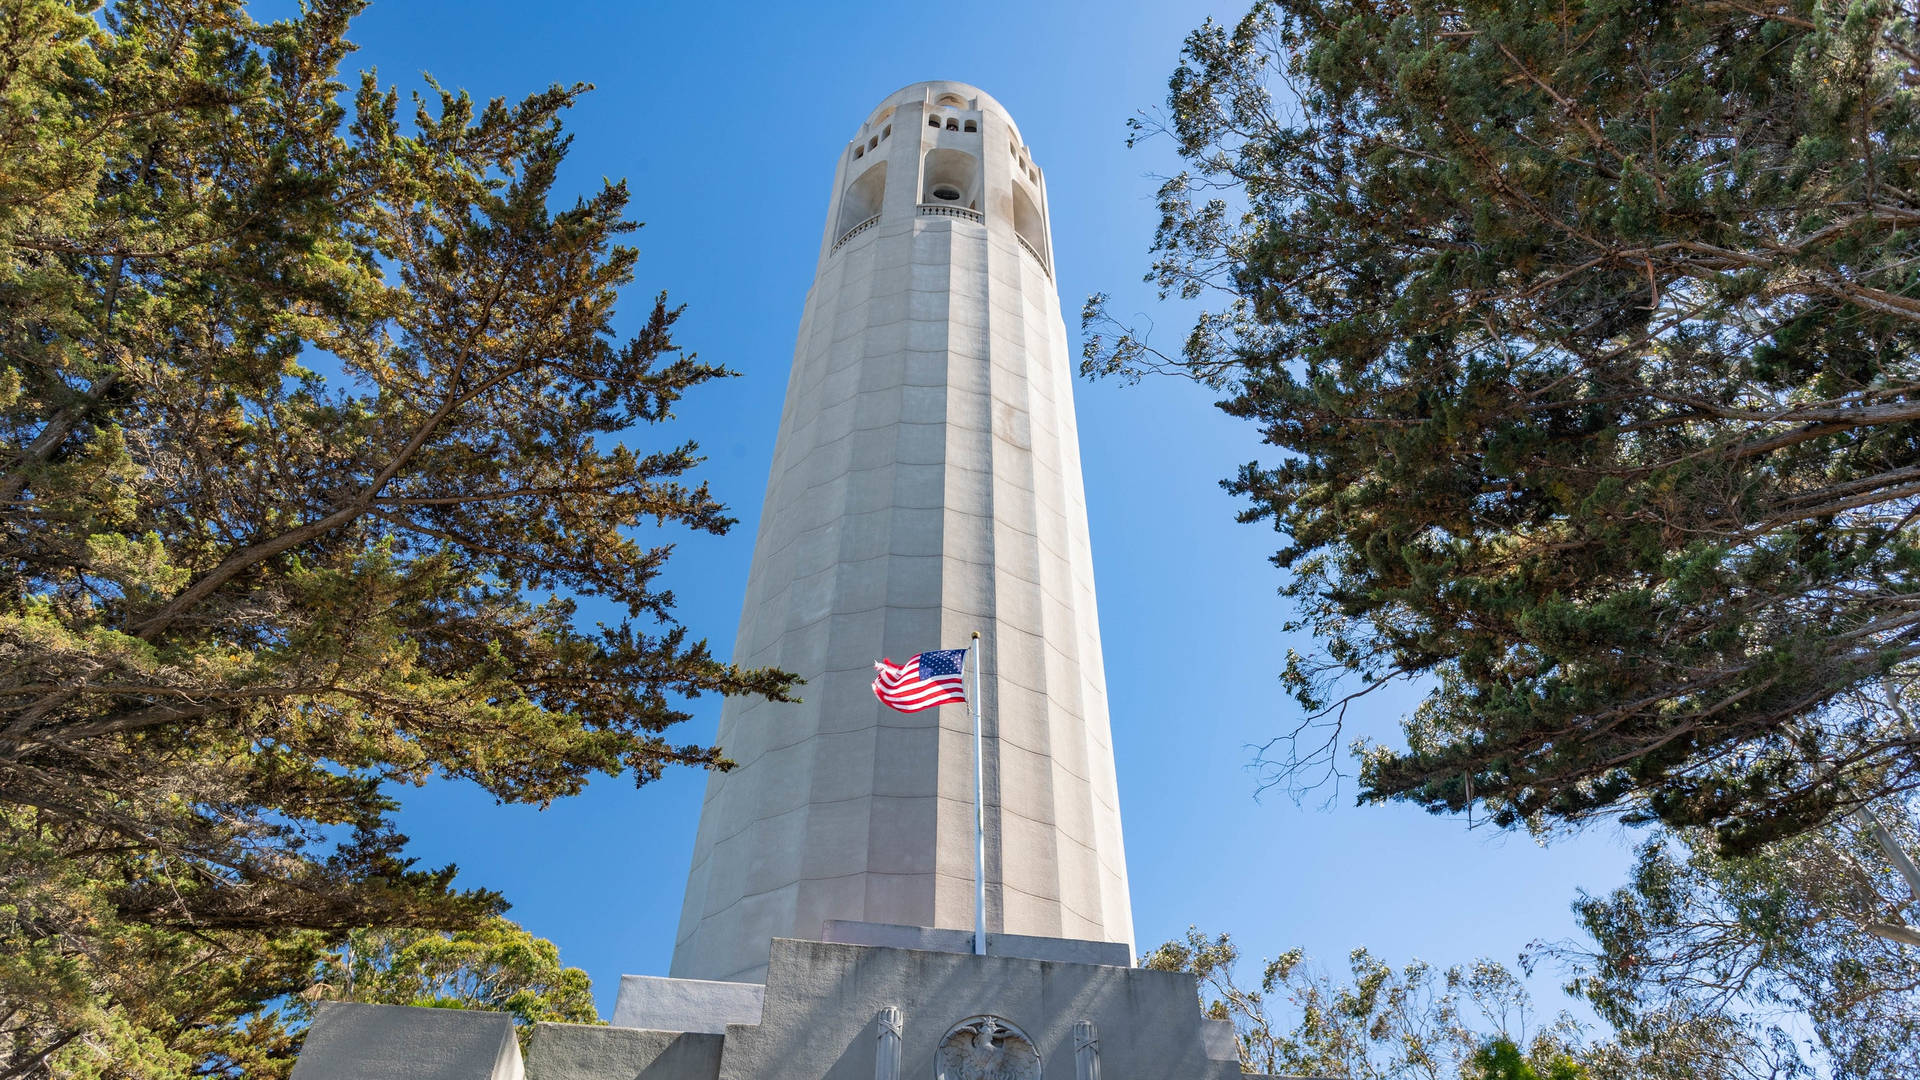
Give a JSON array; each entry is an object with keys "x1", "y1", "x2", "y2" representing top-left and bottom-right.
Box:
[
  {"x1": 1094, "y1": 1, "x2": 1920, "y2": 848},
  {"x1": 1146, "y1": 927, "x2": 1802, "y2": 1079},
  {"x1": 0, "y1": 806, "x2": 324, "y2": 1077},
  {"x1": 0, "y1": 0, "x2": 791, "y2": 1075},
  {"x1": 303, "y1": 918, "x2": 598, "y2": 1046},
  {"x1": 1562, "y1": 800, "x2": 1920, "y2": 1079},
  {"x1": 1143, "y1": 928, "x2": 1586, "y2": 1078},
  {"x1": 1467, "y1": 1038, "x2": 1587, "y2": 1080}
]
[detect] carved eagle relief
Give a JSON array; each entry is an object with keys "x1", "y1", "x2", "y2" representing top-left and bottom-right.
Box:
[{"x1": 936, "y1": 1015, "x2": 1041, "y2": 1080}]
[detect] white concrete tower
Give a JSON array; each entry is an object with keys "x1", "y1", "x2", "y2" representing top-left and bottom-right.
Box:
[{"x1": 671, "y1": 82, "x2": 1132, "y2": 983}]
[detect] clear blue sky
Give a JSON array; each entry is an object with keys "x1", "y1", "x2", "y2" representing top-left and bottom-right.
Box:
[{"x1": 306, "y1": 0, "x2": 1639, "y2": 1020}]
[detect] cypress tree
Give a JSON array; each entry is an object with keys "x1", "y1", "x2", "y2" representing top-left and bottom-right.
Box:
[
  {"x1": 0, "y1": 2, "x2": 790, "y2": 1072},
  {"x1": 1091, "y1": 1, "x2": 1920, "y2": 850}
]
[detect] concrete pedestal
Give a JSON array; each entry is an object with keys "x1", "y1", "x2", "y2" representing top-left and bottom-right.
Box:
[
  {"x1": 291, "y1": 1002, "x2": 523, "y2": 1080},
  {"x1": 294, "y1": 932, "x2": 1308, "y2": 1080}
]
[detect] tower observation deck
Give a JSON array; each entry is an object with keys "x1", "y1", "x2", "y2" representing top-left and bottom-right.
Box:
[{"x1": 670, "y1": 81, "x2": 1133, "y2": 984}]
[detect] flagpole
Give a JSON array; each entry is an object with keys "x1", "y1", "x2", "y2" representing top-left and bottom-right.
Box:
[{"x1": 969, "y1": 629, "x2": 986, "y2": 957}]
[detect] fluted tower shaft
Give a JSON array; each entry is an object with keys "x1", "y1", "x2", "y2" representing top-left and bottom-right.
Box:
[{"x1": 672, "y1": 82, "x2": 1131, "y2": 983}]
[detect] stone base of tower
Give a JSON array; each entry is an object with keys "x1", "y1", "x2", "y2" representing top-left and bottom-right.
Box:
[{"x1": 290, "y1": 928, "x2": 1315, "y2": 1080}]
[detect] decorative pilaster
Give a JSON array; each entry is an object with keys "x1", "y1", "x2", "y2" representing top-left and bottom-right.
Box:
[
  {"x1": 1074, "y1": 1019, "x2": 1101, "y2": 1080},
  {"x1": 875, "y1": 1006, "x2": 904, "y2": 1080}
]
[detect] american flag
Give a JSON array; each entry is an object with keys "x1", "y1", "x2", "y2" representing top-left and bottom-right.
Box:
[{"x1": 871, "y1": 648, "x2": 969, "y2": 713}]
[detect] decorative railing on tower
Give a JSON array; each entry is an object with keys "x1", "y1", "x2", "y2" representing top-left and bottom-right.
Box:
[
  {"x1": 918, "y1": 205, "x2": 984, "y2": 223},
  {"x1": 1017, "y1": 232, "x2": 1051, "y2": 277},
  {"x1": 831, "y1": 214, "x2": 881, "y2": 252}
]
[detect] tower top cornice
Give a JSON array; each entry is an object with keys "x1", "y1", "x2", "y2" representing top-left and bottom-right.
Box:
[{"x1": 858, "y1": 80, "x2": 1025, "y2": 144}]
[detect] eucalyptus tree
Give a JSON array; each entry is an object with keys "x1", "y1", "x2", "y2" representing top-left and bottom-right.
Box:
[
  {"x1": 302, "y1": 918, "x2": 599, "y2": 1048},
  {"x1": 1143, "y1": 928, "x2": 1797, "y2": 1079},
  {"x1": 1564, "y1": 798, "x2": 1920, "y2": 1079}
]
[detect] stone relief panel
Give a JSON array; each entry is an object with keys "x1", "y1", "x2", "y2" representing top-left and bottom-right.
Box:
[{"x1": 935, "y1": 1015, "x2": 1041, "y2": 1080}]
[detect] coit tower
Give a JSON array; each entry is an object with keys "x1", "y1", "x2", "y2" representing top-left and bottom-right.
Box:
[{"x1": 672, "y1": 82, "x2": 1132, "y2": 983}]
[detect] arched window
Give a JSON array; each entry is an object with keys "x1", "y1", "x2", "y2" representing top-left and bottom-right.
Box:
[
  {"x1": 868, "y1": 135, "x2": 879, "y2": 151},
  {"x1": 922, "y1": 148, "x2": 981, "y2": 209},
  {"x1": 853, "y1": 144, "x2": 864, "y2": 160},
  {"x1": 839, "y1": 160, "x2": 887, "y2": 237},
  {"x1": 882, "y1": 124, "x2": 891, "y2": 139},
  {"x1": 945, "y1": 118, "x2": 959, "y2": 132},
  {"x1": 963, "y1": 119, "x2": 977, "y2": 133},
  {"x1": 928, "y1": 115, "x2": 940, "y2": 128}
]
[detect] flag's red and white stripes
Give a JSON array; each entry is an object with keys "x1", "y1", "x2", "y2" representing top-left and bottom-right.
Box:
[{"x1": 871, "y1": 649, "x2": 968, "y2": 713}]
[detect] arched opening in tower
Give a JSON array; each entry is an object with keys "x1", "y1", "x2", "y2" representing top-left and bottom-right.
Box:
[
  {"x1": 839, "y1": 160, "x2": 887, "y2": 237},
  {"x1": 1013, "y1": 182, "x2": 1047, "y2": 260},
  {"x1": 921, "y1": 148, "x2": 981, "y2": 212}
]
